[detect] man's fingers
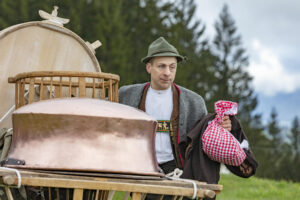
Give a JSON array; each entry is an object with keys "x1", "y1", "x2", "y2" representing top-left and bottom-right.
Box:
[
  {"x1": 222, "y1": 115, "x2": 230, "y2": 121},
  {"x1": 246, "y1": 167, "x2": 252, "y2": 175},
  {"x1": 220, "y1": 121, "x2": 232, "y2": 131},
  {"x1": 240, "y1": 162, "x2": 253, "y2": 176},
  {"x1": 216, "y1": 115, "x2": 232, "y2": 131},
  {"x1": 240, "y1": 162, "x2": 246, "y2": 169},
  {"x1": 239, "y1": 165, "x2": 246, "y2": 173}
]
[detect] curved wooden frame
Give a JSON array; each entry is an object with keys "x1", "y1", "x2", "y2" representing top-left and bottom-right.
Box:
[
  {"x1": 0, "y1": 21, "x2": 101, "y2": 72},
  {"x1": 0, "y1": 169, "x2": 222, "y2": 200},
  {"x1": 8, "y1": 71, "x2": 120, "y2": 108}
]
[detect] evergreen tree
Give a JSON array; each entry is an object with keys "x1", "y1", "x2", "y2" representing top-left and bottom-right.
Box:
[
  {"x1": 211, "y1": 4, "x2": 256, "y2": 114},
  {"x1": 88, "y1": 0, "x2": 130, "y2": 82},
  {"x1": 263, "y1": 107, "x2": 282, "y2": 179},
  {"x1": 27, "y1": 0, "x2": 52, "y2": 21},
  {"x1": 289, "y1": 116, "x2": 300, "y2": 181},
  {"x1": 268, "y1": 107, "x2": 282, "y2": 150},
  {"x1": 121, "y1": 0, "x2": 174, "y2": 85},
  {"x1": 0, "y1": 0, "x2": 29, "y2": 29},
  {"x1": 290, "y1": 116, "x2": 300, "y2": 153},
  {"x1": 245, "y1": 114, "x2": 272, "y2": 179},
  {"x1": 277, "y1": 142, "x2": 293, "y2": 181},
  {"x1": 211, "y1": 4, "x2": 261, "y2": 124},
  {"x1": 163, "y1": 0, "x2": 214, "y2": 96},
  {"x1": 211, "y1": 4, "x2": 273, "y2": 180}
]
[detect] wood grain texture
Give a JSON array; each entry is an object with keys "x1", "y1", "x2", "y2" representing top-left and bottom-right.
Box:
[
  {"x1": 0, "y1": 169, "x2": 222, "y2": 199},
  {"x1": 0, "y1": 21, "x2": 101, "y2": 129},
  {"x1": 8, "y1": 71, "x2": 119, "y2": 109}
]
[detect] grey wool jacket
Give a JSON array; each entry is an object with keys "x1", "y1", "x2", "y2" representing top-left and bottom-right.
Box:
[{"x1": 118, "y1": 83, "x2": 208, "y2": 142}]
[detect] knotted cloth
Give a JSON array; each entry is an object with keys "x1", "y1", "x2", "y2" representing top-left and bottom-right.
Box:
[{"x1": 202, "y1": 100, "x2": 246, "y2": 166}]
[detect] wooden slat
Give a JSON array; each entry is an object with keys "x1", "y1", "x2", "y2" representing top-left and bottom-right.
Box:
[
  {"x1": 28, "y1": 78, "x2": 35, "y2": 103},
  {"x1": 69, "y1": 77, "x2": 72, "y2": 97},
  {"x1": 101, "y1": 79, "x2": 105, "y2": 100},
  {"x1": 4, "y1": 186, "x2": 14, "y2": 200},
  {"x1": 103, "y1": 190, "x2": 109, "y2": 200},
  {"x1": 54, "y1": 77, "x2": 62, "y2": 98},
  {"x1": 15, "y1": 81, "x2": 19, "y2": 108},
  {"x1": 73, "y1": 188, "x2": 84, "y2": 200},
  {"x1": 92, "y1": 78, "x2": 96, "y2": 98},
  {"x1": 171, "y1": 195, "x2": 177, "y2": 200},
  {"x1": 19, "y1": 79, "x2": 25, "y2": 107},
  {"x1": 59, "y1": 76, "x2": 63, "y2": 97},
  {"x1": 78, "y1": 77, "x2": 86, "y2": 97},
  {"x1": 112, "y1": 81, "x2": 115, "y2": 102},
  {"x1": 178, "y1": 196, "x2": 183, "y2": 200},
  {"x1": 72, "y1": 87, "x2": 77, "y2": 97},
  {"x1": 48, "y1": 187, "x2": 52, "y2": 200},
  {"x1": 0, "y1": 170, "x2": 220, "y2": 191},
  {"x1": 107, "y1": 190, "x2": 115, "y2": 200},
  {"x1": 132, "y1": 192, "x2": 142, "y2": 200},
  {"x1": 49, "y1": 77, "x2": 53, "y2": 99},
  {"x1": 123, "y1": 192, "x2": 130, "y2": 200},
  {"x1": 9, "y1": 177, "x2": 214, "y2": 198},
  {"x1": 99, "y1": 190, "x2": 104, "y2": 200},
  {"x1": 89, "y1": 190, "x2": 94, "y2": 200},
  {"x1": 114, "y1": 81, "x2": 119, "y2": 103},
  {"x1": 66, "y1": 188, "x2": 70, "y2": 200},
  {"x1": 40, "y1": 78, "x2": 44, "y2": 100},
  {"x1": 56, "y1": 188, "x2": 60, "y2": 200},
  {"x1": 108, "y1": 79, "x2": 113, "y2": 101},
  {"x1": 0, "y1": 170, "x2": 221, "y2": 199},
  {"x1": 54, "y1": 86, "x2": 60, "y2": 98},
  {"x1": 141, "y1": 193, "x2": 146, "y2": 200},
  {"x1": 42, "y1": 86, "x2": 49, "y2": 100},
  {"x1": 95, "y1": 190, "x2": 99, "y2": 200}
]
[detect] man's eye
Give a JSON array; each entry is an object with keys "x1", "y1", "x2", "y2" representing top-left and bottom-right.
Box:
[{"x1": 159, "y1": 65, "x2": 165, "y2": 68}]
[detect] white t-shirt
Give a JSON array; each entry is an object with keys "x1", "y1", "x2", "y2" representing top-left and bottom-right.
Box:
[{"x1": 145, "y1": 86, "x2": 174, "y2": 164}]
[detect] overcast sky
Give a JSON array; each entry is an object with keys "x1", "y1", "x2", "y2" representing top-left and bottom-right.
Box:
[{"x1": 195, "y1": 0, "x2": 300, "y2": 126}]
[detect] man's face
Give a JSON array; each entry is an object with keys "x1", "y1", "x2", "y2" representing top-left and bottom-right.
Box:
[{"x1": 146, "y1": 56, "x2": 177, "y2": 90}]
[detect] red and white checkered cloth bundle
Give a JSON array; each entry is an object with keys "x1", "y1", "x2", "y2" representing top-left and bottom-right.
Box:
[{"x1": 202, "y1": 100, "x2": 246, "y2": 166}]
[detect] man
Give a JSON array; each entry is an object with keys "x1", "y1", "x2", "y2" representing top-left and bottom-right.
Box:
[{"x1": 119, "y1": 37, "x2": 234, "y2": 175}]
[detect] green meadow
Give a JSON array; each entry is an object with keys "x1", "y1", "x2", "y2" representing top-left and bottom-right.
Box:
[
  {"x1": 218, "y1": 174, "x2": 300, "y2": 200},
  {"x1": 113, "y1": 173, "x2": 300, "y2": 200}
]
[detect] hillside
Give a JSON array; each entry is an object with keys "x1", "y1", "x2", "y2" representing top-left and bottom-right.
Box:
[{"x1": 218, "y1": 174, "x2": 300, "y2": 200}]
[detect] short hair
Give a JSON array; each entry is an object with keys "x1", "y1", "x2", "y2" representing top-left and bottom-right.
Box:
[{"x1": 147, "y1": 58, "x2": 154, "y2": 65}]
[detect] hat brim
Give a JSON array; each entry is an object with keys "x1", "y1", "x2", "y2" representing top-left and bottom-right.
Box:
[{"x1": 141, "y1": 52, "x2": 184, "y2": 64}]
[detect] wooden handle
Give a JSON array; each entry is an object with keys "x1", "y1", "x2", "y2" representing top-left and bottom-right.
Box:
[
  {"x1": 8, "y1": 77, "x2": 16, "y2": 83},
  {"x1": 3, "y1": 175, "x2": 15, "y2": 185},
  {"x1": 91, "y1": 40, "x2": 102, "y2": 50},
  {"x1": 204, "y1": 190, "x2": 216, "y2": 198}
]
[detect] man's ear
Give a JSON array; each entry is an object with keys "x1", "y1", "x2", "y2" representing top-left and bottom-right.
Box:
[{"x1": 146, "y1": 63, "x2": 151, "y2": 74}]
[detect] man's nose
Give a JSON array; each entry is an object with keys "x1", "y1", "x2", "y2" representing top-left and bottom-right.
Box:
[{"x1": 163, "y1": 67, "x2": 171, "y2": 76}]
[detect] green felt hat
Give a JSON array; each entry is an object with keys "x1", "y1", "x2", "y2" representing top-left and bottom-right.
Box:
[{"x1": 141, "y1": 37, "x2": 185, "y2": 64}]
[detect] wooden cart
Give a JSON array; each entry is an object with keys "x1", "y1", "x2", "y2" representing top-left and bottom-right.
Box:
[
  {"x1": 0, "y1": 71, "x2": 223, "y2": 200},
  {"x1": 0, "y1": 7, "x2": 223, "y2": 200},
  {"x1": 0, "y1": 168, "x2": 222, "y2": 200}
]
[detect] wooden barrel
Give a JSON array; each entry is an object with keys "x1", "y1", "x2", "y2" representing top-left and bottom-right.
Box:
[{"x1": 0, "y1": 20, "x2": 101, "y2": 129}]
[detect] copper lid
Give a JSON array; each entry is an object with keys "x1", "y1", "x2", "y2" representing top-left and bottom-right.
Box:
[{"x1": 7, "y1": 98, "x2": 160, "y2": 176}]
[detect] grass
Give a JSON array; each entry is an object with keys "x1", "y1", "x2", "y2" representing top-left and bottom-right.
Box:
[
  {"x1": 218, "y1": 173, "x2": 300, "y2": 200},
  {"x1": 112, "y1": 174, "x2": 300, "y2": 200}
]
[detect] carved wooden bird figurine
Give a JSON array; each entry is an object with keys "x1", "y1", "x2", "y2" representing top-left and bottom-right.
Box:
[{"x1": 39, "y1": 6, "x2": 70, "y2": 26}]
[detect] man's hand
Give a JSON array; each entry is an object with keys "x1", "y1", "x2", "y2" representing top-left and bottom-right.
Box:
[
  {"x1": 239, "y1": 161, "x2": 253, "y2": 176},
  {"x1": 217, "y1": 115, "x2": 232, "y2": 132}
]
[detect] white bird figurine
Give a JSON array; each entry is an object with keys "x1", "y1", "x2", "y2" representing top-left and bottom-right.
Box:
[{"x1": 39, "y1": 6, "x2": 70, "y2": 26}]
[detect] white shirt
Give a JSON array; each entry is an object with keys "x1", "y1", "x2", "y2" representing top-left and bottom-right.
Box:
[{"x1": 145, "y1": 86, "x2": 174, "y2": 164}]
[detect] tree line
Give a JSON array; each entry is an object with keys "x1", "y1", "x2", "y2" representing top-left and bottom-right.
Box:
[{"x1": 1, "y1": 0, "x2": 299, "y2": 182}]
